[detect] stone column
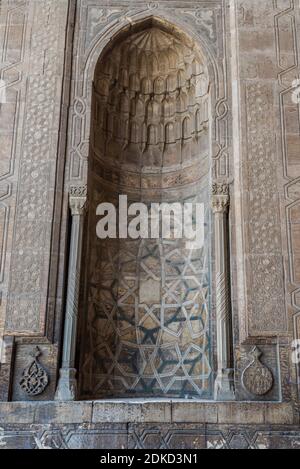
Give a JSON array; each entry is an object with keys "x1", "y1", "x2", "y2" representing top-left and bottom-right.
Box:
[
  {"x1": 212, "y1": 182, "x2": 235, "y2": 401},
  {"x1": 55, "y1": 185, "x2": 87, "y2": 401}
]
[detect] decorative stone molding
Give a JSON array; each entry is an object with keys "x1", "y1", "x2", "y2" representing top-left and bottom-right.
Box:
[
  {"x1": 242, "y1": 347, "x2": 274, "y2": 397},
  {"x1": 69, "y1": 185, "x2": 88, "y2": 216},
  {"x1": 212, "y1": 182, "x2": 235, "y2": 400},
  {"x1": 5, "y1": 0, "x2": 71, "y2": 335},
  {"x1": 212, "y1": 196, "x2": 230, "y2": 214},
  {"x1": 212, "y1": 182, "x2": 229, "y2": 196},
  {"x1": 69, "y1": 185, "x2": 87, "y2": 198},
  {"x1": 0, "y1": 336, "x2": 15, "y2": 401},
  {"x1": 55, "y1": 186, "x2": 87, "y2": 401},
  {"x1": 212, "y1": 182, "x2": 229, "y2": 214},
  {"x1": 19, "y1": 347, "x2": 49, "y2": 397}
]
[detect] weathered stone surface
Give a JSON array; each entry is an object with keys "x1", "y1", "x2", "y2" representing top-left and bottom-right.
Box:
[
  {"x1": 33, "y1": 401, "x2": 93, "y2": 425},
  {"x1": 0, "y1": 421, "x2": 300, "y2": 449},
  {"x1": 0, "y1": 401, "x2": 297, "y2": 427},
  {"x1": 128, "y1": 423, "x2": 206, "y2": 449},
  {"x1": 0, "y1": 0, "x2": 299, "y2": 450},
  {"x1": 172, "y1": 401, "x2": 218, "y2": 424},
  {"x1": 92, "y1": 400, "x2": 172, "y2": 423}
]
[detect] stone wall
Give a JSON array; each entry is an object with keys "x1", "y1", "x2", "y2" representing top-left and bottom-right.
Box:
[
  {"x1": 0, "y1": 401, "x2": 299, "y2": 449},
  {"x1": 0, "y1": 0, "x2": 299, "y2": 449},
  {"x1": 0, "y1": 0, "x2": 75, "y2": 401}
]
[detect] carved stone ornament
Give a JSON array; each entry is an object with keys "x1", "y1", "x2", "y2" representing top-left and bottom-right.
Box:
[
  {"x1": 212, "y1": 182, "x2": 229, "y2": 196},
  {"x1": 69, "y1": 185, "x2": 87, "y2": 198},
  {"x1": 69, "y1": 185, "x2": 88, "y2": 216},
  {"x1": 242, "y1": 346, "x2": 274, "y2": 396},
  {"x1": 19, "y1": 347, "x2": 49, "y2": 396},
  {"x1": 212, "y1": 182, "x2": 230, "y2": 214},
  {"x1": 93, "y1": 26, "x2": 210, "y2": 189}
]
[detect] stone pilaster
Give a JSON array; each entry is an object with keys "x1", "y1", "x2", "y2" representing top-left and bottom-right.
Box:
[
  {"x1": 55, "y1": 186, "x2": 87, "y2": 401},
  {"x1": 212, "y1": 183, "x2": 235, "y2": 401}
]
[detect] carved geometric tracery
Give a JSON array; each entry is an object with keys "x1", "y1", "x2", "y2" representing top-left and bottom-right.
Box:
[{"x1": 19, "y1": 347, "x2": 49, "y2": 397}]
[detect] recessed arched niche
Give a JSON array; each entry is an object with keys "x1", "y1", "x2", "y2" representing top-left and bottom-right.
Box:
[{"x1": 78, "y1": 19, "x2": 213, "y2": 399}]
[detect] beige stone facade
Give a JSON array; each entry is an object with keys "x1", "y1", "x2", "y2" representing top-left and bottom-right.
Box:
[{"x1": 0, "y1": 0, "x2": 300, "y2": 449}]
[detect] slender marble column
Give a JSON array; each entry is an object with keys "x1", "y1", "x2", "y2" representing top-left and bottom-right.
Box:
[
  {"x1": 212, "y1": 182, "x2": 235, "y2": 401},
  {"x1": 55, "y1": 185, "x2": 87, "y2": 401}
]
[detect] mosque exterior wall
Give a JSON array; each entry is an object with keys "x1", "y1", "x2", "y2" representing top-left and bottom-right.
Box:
[{"x1": 0, "y1": 0, "x2": 299, "y2": 449}]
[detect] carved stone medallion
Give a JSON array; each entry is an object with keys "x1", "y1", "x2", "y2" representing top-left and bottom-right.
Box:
[
  {"x1": 242, "y1": 347, "x2": 274, "y2": 396},
  {"x1": 19, "y1": 347, "x2": 49, "y2": 397}
]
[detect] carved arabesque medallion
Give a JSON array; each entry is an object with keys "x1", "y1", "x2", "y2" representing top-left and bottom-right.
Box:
[
  {"x1": 242, "y1": 347, "x2": 274, "y2": 397},
  {"x1": 19, "y1": 347, "x2": 49, "y2": 397}
]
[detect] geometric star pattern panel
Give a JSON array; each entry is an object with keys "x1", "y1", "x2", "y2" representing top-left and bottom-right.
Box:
[{"x1": 79, "y1": 194, "x2": 212, "y2": 399}]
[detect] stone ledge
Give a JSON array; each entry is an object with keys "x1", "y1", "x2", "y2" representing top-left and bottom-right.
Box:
[
  {"x1": 0, "y1": 402, "x2": 93, "y2": 425},
  {"x1": 92, "y1": 400, "x2": 172, "y2": 423},
  {"x1": 0, "y1": 400, "x2": 297, "y2": 426}
]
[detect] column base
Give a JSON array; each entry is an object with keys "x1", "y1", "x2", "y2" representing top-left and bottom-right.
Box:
[
  {"x1": 55, "y1": 368, "x2": 77, "y2": 401},
  {"x1": 214, "y1": 368, "x2": 235, "y2": 401}
]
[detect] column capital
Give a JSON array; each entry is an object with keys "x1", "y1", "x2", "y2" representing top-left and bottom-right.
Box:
[
  {"x1": 69, "y1": 185, "x2": 88, "y2": 216},
  {"x1": 212, "y1": 182, "x2": 230, "y2": 214}
]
